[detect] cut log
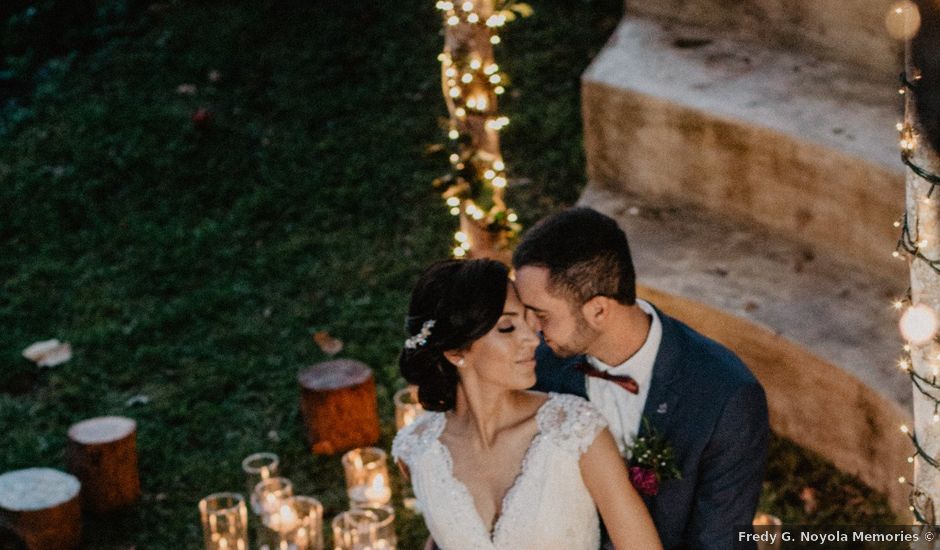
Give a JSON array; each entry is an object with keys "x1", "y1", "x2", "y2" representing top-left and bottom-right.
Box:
[
  {"x1": 0, "y1": 468, "x2": 81, "y2": 549},
  {"x1": 298, "y1": 359, "x2": 380, "y2": 455},
  {"x1": 66, "y1": 416, "x2": 141, "y2": 514}
]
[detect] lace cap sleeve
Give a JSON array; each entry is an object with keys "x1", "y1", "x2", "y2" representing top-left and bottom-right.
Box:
[
  {"x1": 540, "y1": 393, "x2": 608, "y2": 455},
  {"x1": 391, "y1": 412, "x2": 443, "y2": 466}
]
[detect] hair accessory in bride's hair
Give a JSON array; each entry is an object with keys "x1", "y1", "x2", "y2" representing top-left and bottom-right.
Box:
[{"x1": 404, "y1": 320, "x2": 436, "y2": 350}]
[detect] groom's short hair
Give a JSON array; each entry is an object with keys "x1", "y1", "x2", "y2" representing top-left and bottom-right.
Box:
[{"x1": 513, "y1": 207, "x2": 636, "y2": 306}]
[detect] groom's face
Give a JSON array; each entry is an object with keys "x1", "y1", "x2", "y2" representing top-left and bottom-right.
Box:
[{"x1": 514, "y1": 266, "x2": 597, "y2": 358}]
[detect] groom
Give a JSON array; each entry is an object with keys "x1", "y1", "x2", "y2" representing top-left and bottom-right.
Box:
[{"x1": 513, "y1": 207, "x2": 769, "y2": 550}]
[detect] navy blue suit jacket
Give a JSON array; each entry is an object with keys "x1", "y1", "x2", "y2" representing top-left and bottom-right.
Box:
[{"x1": 533, "y1": 306, "x2": 769, "y2": 550}]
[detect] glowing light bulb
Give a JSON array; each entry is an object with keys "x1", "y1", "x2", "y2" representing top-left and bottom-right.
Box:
[
  {"x1": 448, "y1": 15, "x2": 460, "y2": 25},
  {"x1": 885, "y1": 1, "x2": 921, "y2": 40},
  {"x1": 508, "y1": 213, "x2": 518, "y2": 223},
  {"x1": 484, "y1": 64, "x2": 499, "y2": 75},
  {"x1": 460, "y1": 241, "x2": 471, "y2": 250},
  {"x1": 461, "y1": 73, "x2": 473, "y2": 83},
  {"x1": 449, "y1": 87, "x2": 461, "y2": 98},
  {"x1": 489, "y1": 74, "x2": 501, "y2": 84},
  {"x1": 492, "y1": 176, "x2": 507, "y2": 188},
  {"x1": 484, "y1": 169, "x2": 496, "y2": 179},
  {"x1": 901, "y1": 304, "x2": 939, "y2": 344},
  {"x1": 897, "y1": 122, "x2": 905, "y2": 132},
  {"x1": 893, "y1": 300, "x2": 905, "y2": 310},
  {"x1": 449, "y1": 129, "x2": 459, "y2": 140},
  {"x1": 455, "y1": 231, "x2": 468, "y2": 243},
  {"x1": 470, "y1": 59, "x2": 482, "y2": 70},
  {"x1": 446, "y1": 67, "x2": 457, "y2": 77},
  {"x1": 455, "y1": 107, "x2": 466, "y2": 117},
  {"x1": 447, "y1": 196, "x2": 460, "y2": 206},
  {"x1": 467, "y1": 13, "x2": 479, "y2": 23},
  {"x1": 495, "y1": 86, "x2": 505, "y2": 95},
  {"x1": 450, "y1": 207, "x2": 461, "y2": 215},
  {"x1": 467, "y1": 98, "x2": 477, "y2": 109},
  {"x1": 909, "y1": 456, "x2": 915, "y2": 463},
  {"x1": 900, "y1": 476, "x2": 907, "y2": 484},
  {"x1": 493, "y1": 160, "x2": 505, "y2": 170},
  {"x1": 901, "y1": 424, "x2": 910, "y2": 434},
  {"x1": 449, "y1": 154, "x2": 460, "y2": 163},
  {"x1": 462, "y1": 1, "x2": 473, "y2": 11},
  {"x1": 491, "y1": 35, "x2": 501, "y2": 45},
  {"x1": 454, "y1": 247, "x2": 466, "y2": 257}
]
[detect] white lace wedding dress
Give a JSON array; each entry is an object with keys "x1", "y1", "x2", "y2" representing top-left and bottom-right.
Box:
[{"x1": 392, "y1": 393, "x2": 608, "y2": 550}]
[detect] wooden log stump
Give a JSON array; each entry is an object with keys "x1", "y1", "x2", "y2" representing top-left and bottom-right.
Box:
[
  {"x1": 66, "y1": 416, "x2": 140, "y2": 514},
  {"x1": 298, "y1": 359, "x2": 380, "y2": 455},
  {"x1": 0, "y1": 468, "x2": 81, "y2": 549}
]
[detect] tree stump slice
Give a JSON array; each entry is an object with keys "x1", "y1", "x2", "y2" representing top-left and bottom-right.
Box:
[
  {"x1": 298, "y1": 359, "x2": 380, "y2": 455},
  {"x1": 0, "y1": 468, "x2": 81, "y2": 549},
  {"x1": 66, "y1": 416, "x2": 140, "y2": 514}
]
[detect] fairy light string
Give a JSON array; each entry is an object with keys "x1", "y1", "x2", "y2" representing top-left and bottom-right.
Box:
[
  {"x1": 432, "y1": 0, "x2": 530, "y2": 258},
  {"x1": 890, "y1": 1, "x2": 940, "y2": 523}
]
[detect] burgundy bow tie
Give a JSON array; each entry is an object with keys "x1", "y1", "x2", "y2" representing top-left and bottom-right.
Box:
[{"x1": 575, "y1": 361, "x2": 639, "y2": 395}]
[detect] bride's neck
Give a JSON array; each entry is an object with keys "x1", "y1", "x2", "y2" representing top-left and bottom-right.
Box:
[{"x1": 450, "y1": 382, "x2": 524, "y2": 449}]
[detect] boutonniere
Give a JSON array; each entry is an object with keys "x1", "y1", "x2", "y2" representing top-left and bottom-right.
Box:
[{"x1": 627, "y1": 417, "x2": 682, "y2": 496}]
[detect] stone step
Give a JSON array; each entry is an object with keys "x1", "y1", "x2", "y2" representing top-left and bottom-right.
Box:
[
  {"x1": 578, "y1": 182, "x2": 911, "y2": 516},
  {"x1": 625, "y1": 0, "x2": 900, "y2": 76},
  {"x1": 582, "y1": 17, "x2": 906, "y2": 277}
]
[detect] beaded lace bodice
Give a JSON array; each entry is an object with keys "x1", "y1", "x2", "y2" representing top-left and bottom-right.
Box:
[{"x1": 392, "y1": 393, "x2": 608, "y2": 550}]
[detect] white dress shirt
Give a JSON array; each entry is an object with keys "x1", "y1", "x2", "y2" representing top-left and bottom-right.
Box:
[{"x1": 584, "y1": 299, "x2": 661, "y2": 456}]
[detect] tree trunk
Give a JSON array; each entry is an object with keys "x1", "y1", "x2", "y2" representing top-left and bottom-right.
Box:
[
  {"x1": 66, "y1": 416, "x2": 141, "y2": 514},
  {"x1": 0, "y1": 468, "x2": 82, "y2": 550},
  {"x1": 298, "y1": 359, "x2": 381, "y2": 455},
  {"x1": 904, "y1": 92, "x2": 940, "y2": 524}
]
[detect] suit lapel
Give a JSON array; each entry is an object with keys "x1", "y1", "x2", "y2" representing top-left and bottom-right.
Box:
[{"x1": 639, "y1": 308, "x2": 685, "y2": 439}]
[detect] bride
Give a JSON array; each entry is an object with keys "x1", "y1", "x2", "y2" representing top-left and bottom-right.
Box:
[{"x1": 392, "y1": 259, "x2": 662, "y2": 550}]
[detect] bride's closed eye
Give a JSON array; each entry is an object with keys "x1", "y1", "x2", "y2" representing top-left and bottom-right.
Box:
[{"x1": 497, "y1": 324, "x2": 515, "y2": 333}]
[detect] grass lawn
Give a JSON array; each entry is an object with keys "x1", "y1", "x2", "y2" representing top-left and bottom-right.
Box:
[{"x1": 0, "y1": 0, "x2": 895, "y2": 547}]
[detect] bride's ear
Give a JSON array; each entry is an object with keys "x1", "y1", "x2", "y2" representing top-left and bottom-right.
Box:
[
  {"x1": 581, "y1": 295, "x2": 610, "y2": 328},
  {"x1": 443, "y1": 350, "x2": 466, "y2": 368}
]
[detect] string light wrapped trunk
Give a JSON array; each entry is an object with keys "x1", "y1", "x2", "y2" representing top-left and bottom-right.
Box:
[
  {"x1": 434, "y1": 0, "x2": 527, "y2": 262},
  {"x1": 890, "y1": 0, "x2": 940, "y2": 523}
]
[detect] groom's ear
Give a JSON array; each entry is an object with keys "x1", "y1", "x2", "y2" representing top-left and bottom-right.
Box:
[{"x1": 580, "y1": 295, "x2": 610, "y2": 328}]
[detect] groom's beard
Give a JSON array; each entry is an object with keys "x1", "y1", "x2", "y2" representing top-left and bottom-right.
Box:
[{"x1": 551, "y1": 313, "x2": 599, "y2": 359}]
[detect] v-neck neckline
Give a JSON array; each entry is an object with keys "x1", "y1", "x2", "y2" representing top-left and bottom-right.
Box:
[{"x1": 434, "y1": 393, "x2": 556, "y2": 545}]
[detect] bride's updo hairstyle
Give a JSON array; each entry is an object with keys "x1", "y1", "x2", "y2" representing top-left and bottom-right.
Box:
[{"x1": 400, "y1": 259, "x2": 509, "y2": 411}]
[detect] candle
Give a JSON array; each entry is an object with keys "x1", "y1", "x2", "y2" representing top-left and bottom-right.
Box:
[
  {"x1": 258, "y1": 495, "x2": 324, "y2": 550},
  {"x1": 199, "y1": 492, "x2": 249, "y2": 550},
  {"x1": 242, "y1": 452, "x2": 279, "y2": 506},
  {"x1": 252, "y1": 477, "x2": 294, "y2": 517},
  {"x1": 394, "y1": 387, "x2": 425, "y2": 431},
  {"x1": 332, "y1": 509, "x2": 395, "y2": 550},
  {"x1": 350, "y1": 505, "x2": 396, "y2": 549},
  {"x1": 342, "y1": 448, "x2": 392, "y2": 507}
]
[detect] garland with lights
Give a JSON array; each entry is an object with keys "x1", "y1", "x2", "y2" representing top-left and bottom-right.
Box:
[{"x1": 432, "y1": 0, "x2": 530, "y2": 259}]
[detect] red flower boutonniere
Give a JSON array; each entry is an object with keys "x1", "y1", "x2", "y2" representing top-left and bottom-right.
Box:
[{"x1": 627, "y1": 417, "x2": 682, "y2": 496}]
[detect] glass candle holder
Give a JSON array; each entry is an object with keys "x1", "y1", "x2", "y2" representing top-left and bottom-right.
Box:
[
  {"x1": 199, "y1": 492, "x2": 248, "y2": 550},
  {"x1": 331, "y1": 509, "x2": 383, "y2": 550},
  {"x1": 252, "y1": 477, "x2": 294, "y2": 517},
  {"x1": 257, "y1": 496, "x2": 324, "y2": 550},
  {"x1": 242, "y1": 452, "x2": 279, "y2": 503},
  {"x1": 350, "y1": 505, "x2": 395, "y2": 549},
  {"x1": 341, "y1": 448, "x2": 391, "y2": 507},
  {"x1": 393, "y1": 387, "x2": 425, "y2": 431}
]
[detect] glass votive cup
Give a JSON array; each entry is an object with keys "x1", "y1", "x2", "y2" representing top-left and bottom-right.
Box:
[
  {"x1": 331, "y1": 509, "x2": 382, "y2": 550},
  {"x1": 252, "y1": 476, "x2": 294, "y2": 517},
  {"x1": 341, "y1": 448, "x2": 391, "y2": 507},
  {"x1": 394, "y1": 387, "x2": 425, "y2": 431},
  {"x1": 257, "y1": 496, "x2": 324, "y2": 550},
  {"x1": 199, "y1": 492, "x2": 248, "y2": 550},
  {"x1": 350, "y1": 505, "x2": 395, "y2": 549},
  {"x1": 242, "y1": 452, "x2": 279, "y2": 501}
]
